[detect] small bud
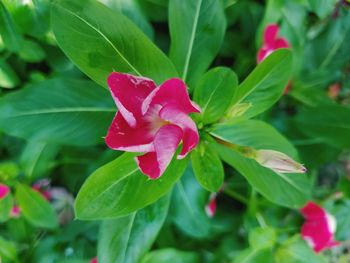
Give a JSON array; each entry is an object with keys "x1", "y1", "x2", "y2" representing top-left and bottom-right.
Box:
[{"x1": 254, "y1": 150, "x2": 306, "y2": 173}]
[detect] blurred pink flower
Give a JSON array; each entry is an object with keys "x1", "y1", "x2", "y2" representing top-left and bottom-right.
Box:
[
  {"x1": 10, "y1": 205, "x2": 21, "y2": 218},
  {"x1": 257, "y1": 24, "x2": 290, "y2": 63},
  {"x1": 0, "y1": 183, "x2": 10, "y2": 199},
  {"x1": 205, "y1": 193, "x2": 217, "y2": 217},
  {"x1": 300, "y1": 202, "x2": 340, "y2": 253},
  {"x1": 328, "y1": 83, "x2": 341, "y2": 99},
  {"x1": 105, "y1": 72, "x2": 201, "y2": 179},
  {"x1": 32, "y1": 179, "x2": 51, "y2": 200},
  {"x1": 90, "y1": 257, "x2": 98, "y2": 263}
]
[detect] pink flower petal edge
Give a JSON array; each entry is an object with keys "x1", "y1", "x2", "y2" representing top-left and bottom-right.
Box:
[
  {"x1": 205, "y1": 193, "x2": 217, "y2": 217},
  {"x1": 0, "y1": 183, "x2": 10, "y2": 199},
  {"x1": 257, "y1": 24, "x2": 290, "y2": 63},
  {"x1": 300, "y1": 201, "x2": 340, "y2": 253},
  {"x1": 105, "y1": 73, "x2": 201, "y2": 179}
]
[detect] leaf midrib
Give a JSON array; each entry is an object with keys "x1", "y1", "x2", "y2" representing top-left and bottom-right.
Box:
[
  {"x1": 181, "y1": 0, "x2": 203, "y2": 81},
  {"x1": 55, "y1": 3, "x2": 142, "y2": 76},
  {"x1": 3, "y1": 107, "x2": 116, "y2": 117}
]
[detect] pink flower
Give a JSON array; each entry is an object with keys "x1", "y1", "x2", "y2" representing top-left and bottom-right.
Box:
[
  {"x1": 300, "y1": 202, "x2": 340, "y2": 253},
  {"x1": 0, "y1": 183, "x2": 10, "y2": 199},
  {"x1": 90, "y1": 257, "x2": 98, "y2": 263},
  {"x1": 257, "y1": 24, "x2": 290, "y2": 63},
  {"x1": 10, "y1": 205, "x2": 21, "y2": 218},
  {"x1": 32, "y1": 179, "x2": 51, "y2": 200},
  {"x1": 105, "y1": 73, "x2": 201, "y2": 179},
  {"x1": 205, "y1": 193, "x2": 217, "y2": 217}
]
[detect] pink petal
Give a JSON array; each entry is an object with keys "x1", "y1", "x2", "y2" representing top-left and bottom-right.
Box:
[
  {"x1": 105, "y1": 112, "x2": 154, "y2": 152},
  {"x1": 300, "y1": 202, "x2": 340, "y2": 253},
  {"x1": 0, "y1": 184, "x2": 10, "y2": 199},
  {"x1": 264, "y1": 24, "x2": 279, "y2": 45},
  {"x1": 159, "y1": 104, "x2": 199, "y2": 159},
  {"x1": 205, "y1": 193, "x2": 217, "y2": 217},
  {"x1": 135, "y1": 124, "x2": 183, "y2": 179},
  {"x1": 257, "y1": 47, "x2": 271, "y2": 63},
  {"x1": 107, "y1": 72, "x2": 157, "y2": 127},
  {"x1": 90, "y1": 257, "x2": 98, "y2": 263},
  {"x1": 10, "y1": 205, "x2": 21, "y2": 218},
  {"x1": 142, "y1": 78, "x2": 201, "y2": 115},
  {"x1": 274, "y1": 38, "x2": 290, "y2": 49}
]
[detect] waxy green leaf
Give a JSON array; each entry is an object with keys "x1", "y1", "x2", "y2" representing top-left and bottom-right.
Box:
[
  {"x1": 0, "y1": 78, "x2": 115, "y2": 146},
  {"x1": 212, "y1": 119, "x2": 310, "y2": 208},
  {"x1": 169, "y1": 0, "x2": 226, "y2": 85},
  {"x1": 232, "y1": 49, "x2": 293, "y2": 118},
  {"x1": 16, "y1": 184, "x2": 58, "y2": 229},
  {"x1": 193, "y1": 67, "x2": 238, "y2": 124},
  {"x1": 75, "y1": 153, "x2": 187, "y2": 219},
  {"x1": 51, "y1": 0, "x2": 177, "y2": 87},
  {"x1": 98, "y1": 195, "x2": 170, "y2": 263}
]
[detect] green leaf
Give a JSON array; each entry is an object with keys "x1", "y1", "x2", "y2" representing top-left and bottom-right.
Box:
[
  {"x1": 18, "y1": 39, "x2": 46, "y2": 62},
  {"x1": 51, "y1": 0, "x2": 177, "y2": 87},
  {"x1": 15, "y1": 183, "x2": 58, "y2": 228},
  {"x1": 212, "y1": 120, "x2": 311, "y2": 208},
  {"x1": 211, "y1": 119, "x2": 298, "y2": 157},
  {"x1": 98, "y1": 195, "x2": 170, "y2": 263},
  {"x1": 0, "y1": 78, "x2": 115, "y2": 146},
  {"x1": 0, "y1": 193, "x2": 13, "y2": 222},
  {"x1": 0, "y1": 59, "x2": 20, "y2": 89},
  {"x1": 0, "y1": 1, "x2": 23, "y2": 52},
  {"x1": 100, "y1": 0, "x2": 154, "y2": 39},
  {"x1": 308, "y1": 0, "x2": 337, "y2": 18},
  {"x1": 171, "y1": 167, "x2": 212, "y2": 238},
  {"x1": 232, "y1": 49, "x2": 293, "y2": 118},
  {"x1": 0, "y1": 237, "x2": 17, "y2": 261},
  {"x1": 191, "y1": 139, "x2": 224, "y2": 192},
  {"x1": 75, "y1": 153, "x2": 187, "y2": 219},
  {"x1": 295, "y1": 105, "x2": 350, "y2": 149},
  {"x1": 233, "y1": 248, "x2": 273, "y2": 263},
  {"x1": 20, "y1": 140, "x2": 58, "y2": 179},
  {"x1": 169, "y1": 0, "x2": 226, "y2": 85},
  {"x1": 141, "y1": 248, "x2": 200, "y2": 263},
  {"x1": 249, "y1": 227, "x2": 276, "y2": 250},
  {"x1": 275, "y1": 235, "x2": 327, "y2": 263},
  {"x1": 193, "y1": 67, "x2": 238, "y2": 124}
]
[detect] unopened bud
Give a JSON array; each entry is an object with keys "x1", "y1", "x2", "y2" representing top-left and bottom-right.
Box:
[{"x1": 255, "y1": 150, "x2": 306, "y2": 173}]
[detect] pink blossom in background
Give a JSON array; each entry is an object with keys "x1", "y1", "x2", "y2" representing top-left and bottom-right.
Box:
[
  {"x1": 328, "y1": 83, "x2": 341, "y2": 99},
  {"x1": 90, "y1": 257, "x2": 98, "y2": 263},
  {"x1": 10, "y1": 205, "x2": 21, "y2": 218},
  {"x1": 32, "y1": 179, "x2": 51, "y2": 200},
  {"x1": 105, "y1": 73, "x2": 201, "y2": 179},
  {"x1": 300, "y1": 201, "x2": 340, "y2": 253},
  {"x1": 0, "y1": 183, "x2": 10, "y2": 199},
  {"x1": 205, "y1": 193, "x2": 217, "y2": 217},
  {"x1": 257, "y1": 24, "x2": 290, "y2": 63}
]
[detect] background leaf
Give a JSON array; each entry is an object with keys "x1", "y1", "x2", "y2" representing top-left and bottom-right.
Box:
[
  {"x1": 51, "y1": 0, "x2": 177, "y2": 87},
  {"x1": 98, "y1": 195, "x2": 170, "y2": 263},
  {"x1": 0, "y1": 78, "x2": 115, "y2": 146},
  {"x1": 141, "y1": 248, "x2": 200, "y2": 263},
  {"x1": 168, "y1": 0, "x2": 226, "y2": 85},
  {"x1": 16, "y1": 183, "x2": 58, "y2": 229}
]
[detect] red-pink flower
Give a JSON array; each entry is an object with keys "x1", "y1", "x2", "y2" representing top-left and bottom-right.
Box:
[
  {"x1": 105, "y1": 73, "x2": 201, "y2": 179},
  {"x1": 0, "y1": 183, "x2": 10, "y2": 199},
  {"x1": 32, "y1": 179, "x2": 51, "y2": 200},
  {"x1": 10, "y1": 205, "x2": 21, "y2": 218},
  {"x1": 90, "y1": 257, "x2": 98, "y2": 263},
  {"x1": 205, "y1": 193, "x2": 217, "y2": 217},
  {"x1": 300, "y1": 202, "x2": 340, "y2": 253},
  {"x1": 257, "y1": 24, "x2": 290, "y2": 63}
]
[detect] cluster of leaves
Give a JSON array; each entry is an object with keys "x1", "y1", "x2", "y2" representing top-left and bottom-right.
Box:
[{"x1": 0, "y1": 0, "x2": 349, "y2": 262}]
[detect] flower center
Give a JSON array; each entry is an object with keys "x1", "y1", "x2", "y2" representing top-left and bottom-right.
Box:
[{"x1": 144, "y1": 104, "x2": 171, "y2": 135}]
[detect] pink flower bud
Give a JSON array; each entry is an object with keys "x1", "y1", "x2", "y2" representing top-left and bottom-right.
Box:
[{"x1": 0, "y1": 184, "x2": 10, "y2": 199}]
